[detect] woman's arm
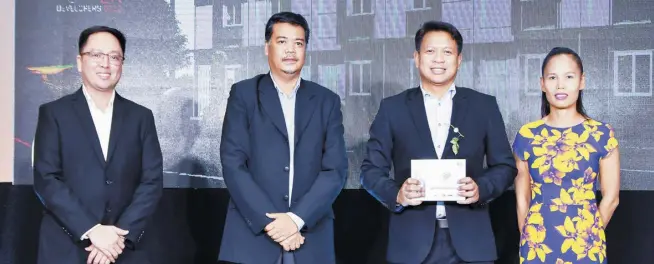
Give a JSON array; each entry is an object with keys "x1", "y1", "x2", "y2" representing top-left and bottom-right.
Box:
[
  {"x1": 598, "y1": 148, "x2": 620, "y2": 226},
  {"x1": 514, "y1": 153, "x2": 532, "y2": 231}
]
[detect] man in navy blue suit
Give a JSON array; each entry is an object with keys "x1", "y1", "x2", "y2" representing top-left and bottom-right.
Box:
[
  {"x1": 219, "y1": 12, "x2": 347, "y2": 264},
  {"x1": 33, "y1": 26, "x2": 163, "y2": 264},
  {"x1": 360, "y1": 21, "x2": 517, "y2": 264}
]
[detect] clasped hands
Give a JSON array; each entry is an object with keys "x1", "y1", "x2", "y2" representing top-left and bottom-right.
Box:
[
  {"x1": 397, "y1": 177, "x2": 480, "y2": 206},
  {"x1": 85, "y1": 225, "x2": 129, "y2": 264},
  {"x1": 264, "y1": 213, "x2": 305, "y2": 252}
]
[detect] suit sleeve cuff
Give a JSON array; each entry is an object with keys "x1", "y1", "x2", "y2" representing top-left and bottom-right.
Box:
[
  {"x1": 475, "y1": 177, "x2": 493, "y2": 203},
  {"x1": 81, "y1": 224, "x2": 101, "y2": 240},
  {"x1": 286, "y1": 212, "x2": 305, "y2": 231},
  {"x1": 393, "y1": 203, "x2": 405, "y2": 213}
]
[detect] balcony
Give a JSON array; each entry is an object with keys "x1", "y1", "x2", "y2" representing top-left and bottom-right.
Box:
[{"x1": 612, "y1": 0, "x2": 652, "y2": 26}]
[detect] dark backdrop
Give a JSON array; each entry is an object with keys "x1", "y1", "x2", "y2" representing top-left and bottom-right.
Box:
[{"x1": 1, "y1": 184, "x2": 653, "y2": 264}]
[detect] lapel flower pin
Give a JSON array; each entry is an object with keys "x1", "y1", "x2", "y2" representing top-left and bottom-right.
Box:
[{"x1": 450, "y1": 125, "x2": 464, "y2": 155}]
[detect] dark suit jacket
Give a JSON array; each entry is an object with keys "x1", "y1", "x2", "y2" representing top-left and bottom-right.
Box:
[
  {"x1": 219, "y1": 74, "x2": 347, "y2": 264},
  {"x1": 360, "y1": 87, "x2": 517, "y2": 263},
  {"x1": 33, "y1": 88, "x2": 163, "y2": 264}
]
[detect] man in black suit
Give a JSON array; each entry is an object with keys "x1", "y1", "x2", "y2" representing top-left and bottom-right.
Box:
[
  {"x1": 219, "y1": 12, "x2": 347, "y2": 264},
  {"x1": 33, "y1": 26, "x2": 163, "y2": 264},
  {"x1": 360, "y1": 21, "x2": 517, "y2": 264}
]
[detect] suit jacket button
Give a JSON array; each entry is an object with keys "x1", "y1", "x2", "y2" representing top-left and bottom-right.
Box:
[
  {"x1": 283, "y1": 195, "x2": 289, "y2": 201},
  {"x1": 106, "y1": 207, "x2": 112, "y2": 213},
  {"x1": 105, "y1": 180, "x2": 113, "y2": 185},
  {"x1": 284, "y1": 166, "x2": 289, "y2": 172}
]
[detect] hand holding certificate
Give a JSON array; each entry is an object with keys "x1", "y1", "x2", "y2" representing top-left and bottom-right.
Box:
[{"x1": 411, "y1": 159, "x2": 466, "y2": 201}]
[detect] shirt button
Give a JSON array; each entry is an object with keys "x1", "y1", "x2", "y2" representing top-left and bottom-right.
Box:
[
  {"x1": 437, "y1": 145, "x2": 441, "y2": 149},
  {"x1": 284, "y1": 166, "x2": 290, "y2": 172}
]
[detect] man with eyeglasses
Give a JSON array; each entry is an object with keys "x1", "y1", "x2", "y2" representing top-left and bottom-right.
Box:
[{"x1": 33, "y1": 25, "x2": 163, "y2": 264}]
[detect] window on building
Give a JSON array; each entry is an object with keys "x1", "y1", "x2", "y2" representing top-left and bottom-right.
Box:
[
  {"x1": 223, "y1": 3, "x2": 242, "y2": 27},
  {"x1": 348, "y1": 0, "x2": 373, "y2": 16},
  {"x1": 349, "y1": 60, "x2": 372, "y2": 96},
  {"x1": 522, "y1": 54, "x2": 547, "y2": 95},
  {"x1": 614, "y1": 50, "x2": 652, "y2": 96}
]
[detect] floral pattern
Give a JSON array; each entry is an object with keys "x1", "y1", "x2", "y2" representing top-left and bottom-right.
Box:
[{"x1": 513, "y1": 119, "x2": 618, "y2": 263}]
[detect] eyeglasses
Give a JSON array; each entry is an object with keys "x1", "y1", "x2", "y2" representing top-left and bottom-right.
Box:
[{"x1": 81, "y1": 51, "x2": 125, "y2": 65}]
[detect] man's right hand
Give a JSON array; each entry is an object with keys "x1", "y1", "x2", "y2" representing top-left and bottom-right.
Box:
[
  {"x1": 397, "y1": 178, "x2": 424, "y2": 207},
  {"x1": 87, "y1": 225, "x2": 128, "y2": 261},
  {"x1": 85, "y1": 245, "x2": 111, "y2": 264},
  {"x1": 279, "y1": 232, "x2": 305, "y2": 251}
]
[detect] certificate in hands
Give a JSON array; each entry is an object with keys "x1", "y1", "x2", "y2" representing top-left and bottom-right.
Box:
[{"x1": 411, "y1": 159, "x2": 466, "y2": 201}]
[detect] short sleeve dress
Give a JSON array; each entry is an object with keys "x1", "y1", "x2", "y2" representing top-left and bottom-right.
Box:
[{"x1": 512, "y1": 119, "x2": 618, "y2": 264}]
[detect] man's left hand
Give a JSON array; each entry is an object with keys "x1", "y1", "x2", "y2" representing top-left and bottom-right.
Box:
[
  {"x1": 264, "y1": 213, "x2": 299, "y2": 243},
  {"x1": 280, "y1": 232, "x2": 305, "y2": 251},
  {"x1": 457, "y1": 177, "x2": 479, "y2": 204}
]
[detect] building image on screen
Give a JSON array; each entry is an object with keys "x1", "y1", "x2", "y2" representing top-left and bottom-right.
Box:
[{"x1": 14, "y1": 0, "x2": 654, "y2": 190}]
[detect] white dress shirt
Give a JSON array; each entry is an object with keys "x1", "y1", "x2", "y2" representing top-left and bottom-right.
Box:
[
  {"x1": 420, "y1": 83, "x2": 456, "y2": 219},
  {"x1": 83, "y1": 86, "x2": 115, "y2": 161},
  {"x1": 80, "y1": 85, "x2": 115, "y2": 239},
  {"x1": 270, "y1": 73, "x2": 305, "y2": 230}
]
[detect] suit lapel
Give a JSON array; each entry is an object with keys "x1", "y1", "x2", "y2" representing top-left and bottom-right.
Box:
[
  {"x1": 258, "y1": 74, "x2": 289, "y2": 139},
  {"x1": 406, "y1": 88, "x2": 437, "y2": 158},
  {"x1": 443, "y1": 87, "x2": 469, "y2": 159},
  {"x1": 71, "y1": 88, "x2": 106, "y2": 167},
  {"x1": 106, "y1": 94, "x2": 124, "y2": 165},
  {"x1": 294, "y1": 80, "x2": 317, "y2": 146}
]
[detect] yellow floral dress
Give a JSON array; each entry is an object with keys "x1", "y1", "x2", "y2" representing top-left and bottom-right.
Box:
[{"x1": 513, "y1": 119, "x2": 618, "y2": 264}]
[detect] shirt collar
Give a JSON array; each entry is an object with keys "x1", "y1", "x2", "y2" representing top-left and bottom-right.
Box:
[
  {"x1": 270, "y1": 72, "x2": 301, "y2": 98},
  {"x1": 82, "y1": 85, "x2": 116, "y2": 111},
  {"x1": 420, "y1": 82, "x2": 456, "y2": 100}
]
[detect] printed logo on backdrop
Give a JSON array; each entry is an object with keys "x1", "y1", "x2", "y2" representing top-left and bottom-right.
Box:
[{"x1": 56, "y1": 0, "x2": 123, "y2": 13}]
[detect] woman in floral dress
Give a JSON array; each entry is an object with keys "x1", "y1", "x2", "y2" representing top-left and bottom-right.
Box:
[{"x1": 513, "y1": 47, "x2": 621, "y2": 263}]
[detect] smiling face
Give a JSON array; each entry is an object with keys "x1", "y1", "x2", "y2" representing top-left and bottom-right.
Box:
[
  {"x1": 76, "y1": 32, "x2": 123, "y2": 93},
  {"x1": 265, "y1": 22, "x2": 306, "y2": 78},
  {"x1": 541, "y1": 54, "x2": 585, "y2": 111},
  {"x1": 414, "y1": 30, "x2": 462, "y2": 89}
]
